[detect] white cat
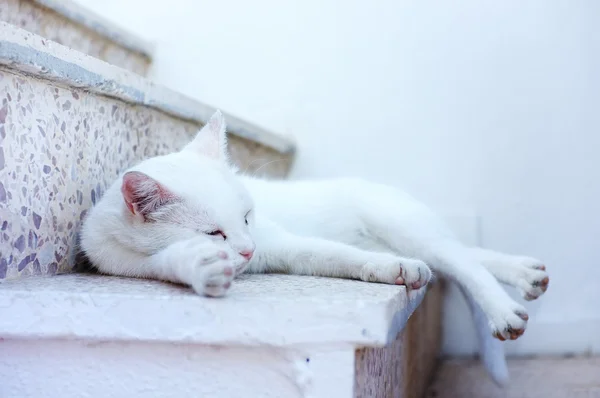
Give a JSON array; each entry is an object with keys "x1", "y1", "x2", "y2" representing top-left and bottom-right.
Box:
[{"x1": 80, "y1": 111, "x2": 549, "y2": 385}]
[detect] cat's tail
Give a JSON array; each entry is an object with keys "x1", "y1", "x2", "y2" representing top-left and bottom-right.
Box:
[{"x1": 459, "y1": 285, "x2": 509, "y2": 386}]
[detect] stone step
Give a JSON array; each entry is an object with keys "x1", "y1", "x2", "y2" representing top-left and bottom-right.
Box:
[
  {"x1": 0, "y1": 21, "x2": 295, "y2": 280},
  {"x1": 0, "y1": 20, "x2": 443, "y2": 398},
  {"x1": 0, "y1": 273, "x2": 443, "y2": 398},
  {"x1": 0, "y1": 0, "x2": 153, "y2": 75}
]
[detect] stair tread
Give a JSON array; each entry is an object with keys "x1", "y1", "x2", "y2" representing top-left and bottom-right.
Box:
[
  {"x1": 33, "y1": 0, "x2": 154, "y2": 58},
  {"x1": 0, "y1": 21, "x2": 294, "y2": 154},
  {"x1": 0, "y1": 273, "x2": 425, "y2": 347}
]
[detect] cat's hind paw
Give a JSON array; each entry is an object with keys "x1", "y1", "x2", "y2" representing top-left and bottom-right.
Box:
[
  {"x1": 515, "y1": 258, "x2": 549, "y2": 301},
  {"x1": 494, "y1": 256, "x2": 549, "y2": 301},
  {"x1": 489, "y1": 304, "x2": 529, "y2": 341}
]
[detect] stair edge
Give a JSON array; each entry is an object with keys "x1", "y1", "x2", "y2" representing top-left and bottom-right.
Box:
[
  {"x1": 0, "y1": 21, "x2": 295, "y2": 154},
  {"x1": 0, "y1": 274, "x2": 426, "y2": 347},
  {"x1": 33, "y1": 0, "x2": 155, "y2": 59}
]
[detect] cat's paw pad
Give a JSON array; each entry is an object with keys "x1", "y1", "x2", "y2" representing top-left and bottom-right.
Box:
[
  {"x1": 489, "y1": 305, "x2": 529, "y2": 341},
  {"x1": 191, "y1": 259, "x2": 235, "y2": 298},
  {"x1": 197, "y1": 261, "x2": 235, "y2": 297},
  {"x1": 181, "y1": 238, "x2": 236, "y2": 298},
  {"x1": 515, "y1": 258, "x2": 549, "y2": 301}
]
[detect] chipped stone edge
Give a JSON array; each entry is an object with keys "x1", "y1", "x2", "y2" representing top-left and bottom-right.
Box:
[
  {"x1": 0, "y1": 22, "x2": 296, "y2": 154},
  {"x1": 385, "y1": 283, "x2": 428, "y2": 343},
  {"x1": 0, "y1": 274, "x2": 424, "y2": 347},
  {"x1": 32, "y1": 0, "x2": 155, "y2": 59}
]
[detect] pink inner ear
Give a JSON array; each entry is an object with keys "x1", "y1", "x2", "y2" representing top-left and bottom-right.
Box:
[{"x1": 121, "y1": 171, "x2": 175, "y2": 218}]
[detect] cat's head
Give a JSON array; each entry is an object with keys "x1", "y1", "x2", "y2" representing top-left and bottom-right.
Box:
[{"x1": 121, "y1": 110, "x2": 255, "y2": 274}]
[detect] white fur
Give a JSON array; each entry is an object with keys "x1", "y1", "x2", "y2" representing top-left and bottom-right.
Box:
[{"x1": 81, "y1": 111, "x2": 549, "y2": 384}]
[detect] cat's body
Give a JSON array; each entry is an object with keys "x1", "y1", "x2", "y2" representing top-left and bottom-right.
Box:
[{"x1": 81, "y1": 111, "x2": 549, "y2": 385}]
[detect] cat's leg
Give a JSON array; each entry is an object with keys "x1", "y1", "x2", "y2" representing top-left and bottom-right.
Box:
[
  {"x1": 150, "y1": 237, "x2": 241, "y2": 297},
  {"x1": 469, "y1": 247, "x2": 549, "y2": 301},
  {"x1": 425, "y1": 241, "x2": 529, "y2": 340},
  {"x1": 95, "y1": 236, "x2": 238, "y2": 297},
  {"x1": 352, "y1": 182, "x2": 531, "y2": 340},
  {"x1": 366, "y1": 226, "x2": 529, "y2": 339},
  {"x1": 247, "y1": 219, "x2": 431, "y2": 289}
]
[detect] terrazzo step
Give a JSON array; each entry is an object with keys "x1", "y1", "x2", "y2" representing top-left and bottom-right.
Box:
[
  {"x1": 0, "y1": 273, "x2": 444, "y2": 398},
  {"x1": 0, "y1": 0, "x2": 153, "y2": 75},
  {"x1": 0, "y1": 20, "x2": 443, "y2": 398},
  {"x1": 0, "y1": 21, "x2": 295, "y2": 280}
]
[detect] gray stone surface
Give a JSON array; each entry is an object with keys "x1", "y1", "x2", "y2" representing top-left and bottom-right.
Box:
[
  {"x1": 0, "y1": 273, "x2": 424, "y2": 346},
  {"x1": 1, "y1": 0, "x2": 152, "y2": 75},
  {"x1": 0, "y1": 273, "x2": 444, "y2": 397}
]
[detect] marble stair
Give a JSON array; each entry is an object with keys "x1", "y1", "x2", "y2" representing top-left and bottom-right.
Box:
[
  {"x1": 0, "y1": 6, "x2": 443, "y2": 397},
  {"x1": 1, "y1": 0, "x2": 153, "y2": 75}
]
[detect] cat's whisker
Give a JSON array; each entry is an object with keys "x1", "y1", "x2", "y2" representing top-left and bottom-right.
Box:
[
  {"x1": 251, "y1": 158, "x2": 285, "y2": 178},
  {"x1": 242, "y1": 157, "x2": 268, "y2": 175}
]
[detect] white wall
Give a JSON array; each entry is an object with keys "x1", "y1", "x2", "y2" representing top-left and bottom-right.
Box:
[{"x1": 76, "y1": 0, "x2": 600, "y2": 356}]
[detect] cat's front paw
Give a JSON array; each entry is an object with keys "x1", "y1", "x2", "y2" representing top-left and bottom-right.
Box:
[
  {"x1": 177, "y1": 238, "x2": 237, "y2": 297},
  {"x1": 361, "y1": 254, "x2": 431, "y2": 290},
  {"x1": 488, "y1": 302, "x2": 529, "y2": 341},
  {"x1": 511, "y1": 257, "x2": 549, "y2": 301},
  {"x1": 195, "y1": 260, "x2": 235, "y2": 298}
]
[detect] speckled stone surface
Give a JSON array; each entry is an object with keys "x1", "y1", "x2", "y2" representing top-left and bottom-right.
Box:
[
  {"x1": 355, "y1": 282, "x2": 444, "y2": 398},
  {"x1": 1, "y1": 0, "x2": 151, "y2": 75},
  {"x1": 0, "y1": 273, "x2": 442, "y2": 397},
  {"x1": 0, "y1": 68, "x2": 293, "y2": 280},
  {"x1": 0, "y1": 22, "x2": 295, "y2": 155},
  {"x1": 0, "y1": 273, "x2": 422, "y2": 346}
]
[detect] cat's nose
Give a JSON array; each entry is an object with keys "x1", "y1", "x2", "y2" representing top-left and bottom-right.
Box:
[{"x1": 240, "y1": 249, "x2": 254, "y2": 261}]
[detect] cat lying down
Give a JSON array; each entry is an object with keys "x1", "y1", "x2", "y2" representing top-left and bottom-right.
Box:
[{"x1": 81, "y1": 111, "x2": 549, "y2": 385}]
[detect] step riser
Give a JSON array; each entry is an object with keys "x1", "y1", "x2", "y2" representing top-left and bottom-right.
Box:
[
  {"x1": 0, "y1": 0, "x2": 152, "y2": 75},
  {"x1": 0, "y1": 340, "x2": 354, "y2": 398},
  {"x1": 356, "y1": 282, "x2": 443, "y2": 398}
]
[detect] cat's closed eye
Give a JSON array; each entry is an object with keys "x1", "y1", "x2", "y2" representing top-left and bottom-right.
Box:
[{"x1": 207, "y1": 230, "x2": 227, "y2": 240}]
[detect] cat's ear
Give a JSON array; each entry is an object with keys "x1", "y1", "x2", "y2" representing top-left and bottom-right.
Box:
[
  {"x1": 184, "y1": 110, "x2": 229, "y2": 162},
  {"x1": 121, "y1": 171, "x2": 175, "y2": 221}
]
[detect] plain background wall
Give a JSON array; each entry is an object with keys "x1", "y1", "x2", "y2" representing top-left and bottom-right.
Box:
[{"x1": 75, "y1": 0, "x2": 600, "y2": 356}]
